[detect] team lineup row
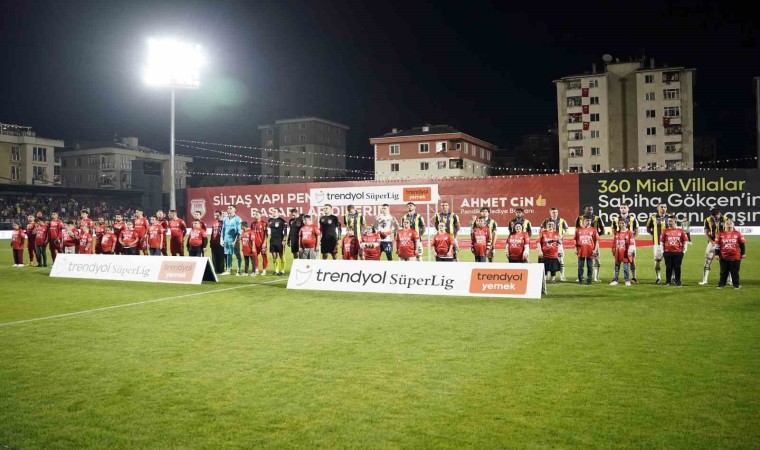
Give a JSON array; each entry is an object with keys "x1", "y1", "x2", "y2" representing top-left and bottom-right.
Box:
[{"x1": 7, "y1": 201, "x2": 746, "y2": 289}]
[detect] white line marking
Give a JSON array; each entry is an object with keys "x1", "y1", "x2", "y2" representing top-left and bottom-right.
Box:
[{"x1": 0, "y1": 279, "x2": 286, "y2": 328}]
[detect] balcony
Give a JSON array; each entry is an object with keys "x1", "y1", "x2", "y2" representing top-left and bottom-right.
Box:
[
  {"x1": 569, "y1": 148, "x2": 584, "y2": 158},
  {"x1": 100, "y1": 162, "x2": 116, "y2": 170},
  {"x1": 665, "y1": 144, "x2": 681, "y2": 154},
  {"x1": 568, "y1": 114, "x2": 583, "y2": 124},
  {"x1": 566, "y1": 81, "x2": 582, "y2": 90},
  {"x1": 665, "y1": 125, "x2": 683, "y2": 136},
  {"x1": 663, "y1": 72, "x2": 680, "y2": 84},
  {"x1": 567, "y1": 97, "x2": 582, "y2": 108}
]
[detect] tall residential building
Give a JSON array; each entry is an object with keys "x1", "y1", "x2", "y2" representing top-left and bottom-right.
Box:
[
  {"x1": 257, "y1": 117, "x2": 349, "y2": 184},
  {"x1": 0, "y1": 123, "x2": 64, "y2": 186},
  {"x1": 554, "y1": 58, "x2": 695, "y2": 172},
  {"x1": 57, "y1": 137, "x2": 192, "y2": 193},
  {"x1": 370, "y1": 124, "x2": 495, "y2": 181}
]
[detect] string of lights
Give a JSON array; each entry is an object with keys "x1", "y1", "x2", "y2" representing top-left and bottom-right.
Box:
[
  {"x1": 175, "y1": 138, "x2": 374, "y2": 160},
  {"x1": 179, "y1": 170, "x2": 373, "y2": 181}
]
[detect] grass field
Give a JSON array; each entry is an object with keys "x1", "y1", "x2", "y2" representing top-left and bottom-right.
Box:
[{"x1": 1, "y1": 236, "x2": 758, "y2": 449}]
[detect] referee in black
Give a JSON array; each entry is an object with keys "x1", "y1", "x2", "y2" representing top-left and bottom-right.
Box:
[
  {"x1": 268, "y1": 209, "x2": 288, "y2": 276},
  {"x1": 319, "y1": 204, "x2": 341, "y2": 260},
  {"x1": 287, "y1": 208, "x2": 304, "y2": 261}
]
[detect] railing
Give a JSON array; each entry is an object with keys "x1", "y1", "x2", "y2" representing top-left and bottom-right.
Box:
[{"x1": 100, "y1": 162, "x2": 116, "y2": 169}]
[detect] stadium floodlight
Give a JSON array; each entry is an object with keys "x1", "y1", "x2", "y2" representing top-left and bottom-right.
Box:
[{"x1": 143, "y1": 38, "x2": 205, "y2": 210}]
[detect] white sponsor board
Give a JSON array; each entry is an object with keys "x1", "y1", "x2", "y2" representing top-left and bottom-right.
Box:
[
  {"x1": 310, "y1": 184, "x2": 439, "y2": 206},
  {"x1": 287, "y1": 259, "x2": 544, "y2": 299},
  {"x1": 49, "y1": 254, "x2": 218, "y2": 284}
]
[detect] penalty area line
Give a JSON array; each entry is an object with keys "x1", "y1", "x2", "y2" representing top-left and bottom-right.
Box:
[{"x1": 0, "y1": 278, "x2": 287, "y2": 328}]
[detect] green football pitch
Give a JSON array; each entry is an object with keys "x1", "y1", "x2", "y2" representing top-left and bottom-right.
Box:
[{"x1": 1, "y1": 236, "x2": 758, "y2": 449}]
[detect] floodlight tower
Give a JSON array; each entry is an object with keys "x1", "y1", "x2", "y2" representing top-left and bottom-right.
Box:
[{"x1": 143, "y1": 38, "x2": 204, "y2": 210}]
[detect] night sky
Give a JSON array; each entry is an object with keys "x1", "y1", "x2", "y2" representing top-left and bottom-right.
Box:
[{"x1": 1, "y1": 0, "x2": 757, "y2": 172}]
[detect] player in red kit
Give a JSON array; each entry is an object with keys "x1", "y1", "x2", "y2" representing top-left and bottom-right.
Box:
[
  {"x1": 575, "y1": 216, "x2": 599, "y2": 285},
  {"x1": 156, "y1": 210, "x2": 170, "y2": 256},
  {"x1": 360, "y1": 224, "x2": 382, "y2": 261},
  {"x1": 471, "y1": 218, "x2": 491, "y2": 263},
  {"x1": 62, "y1": 222, "x2": 80, "y2": 254},
  {"x1": 341, "y1": 227, "x2": 360, "y2": 260},
  {"x1": 432, "y1": 222, "x2": 455, "y2": 262},
  {"x1": 78, "y1": 226, "x2": 94, "y2": 254},
  {"x1": 192, "y1": 210, "x2": 208, "y2": 256},
  {"x1": 148, "y1": 216, "x2": 165, "y2": 256},
  {"x1": 249, "y1": 210, "x2": 269, "y2": 276},
  {"x1": 78, "y1": 210, "x2": 94, "y2": 235},
  {"x1": 610, "y1": 221, "x2": 635, "y2": 286},
  {"x1": 100, "y1": 226, "x2": 116, "y2": 254},
  {"x1": 506, "y1": 223, "x2": 530, "y2": 263},
  {"x1": 395, "y1": 218, "x2": 419, "y2": 261},
  {"x1": 240, "y1": 222, "x2": 254, "y2": 275},
  {"x1": 132, "y1": 209, "x2": 150, "y2": 255},
  {"x1": 538, "y1": 221, "x2": 561, "y2": 283},
  {"x1": 715, "y1": 218, "x2": 746, "y2": 289},
  {"x1": 112, "y1": 214, "x2": 126, "y2": 255},
  {"x1": 187, "y1": 220, "x2": 207, "y2": 257},
  {"x1": 11, "y1": 222, "x2": 26, "y2": 267},
  {"x1": 660, "y1": 216, "x2": 689, "y2": 286},
  {"x1": 93, "y1": 216, "x2": 107, "y2": 254},
  {"x1": 168, "y1": 210, "x2": 187, "y2": 256},
  {"x1": 47, "y1": 211, "x2": 64, "y2": 262},
  {"x1": 298, "y1": 215, "x2": 320, "y2": 259},
  {"x1": 25, "y1": 215, "x2": 36, "y2": 265},
  {"x1": 119, "y1": 221, "x2": 139, "y2": 255}
]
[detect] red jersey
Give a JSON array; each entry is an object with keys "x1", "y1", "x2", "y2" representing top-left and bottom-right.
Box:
[
  {"x1": 112, "y1": 221, "x2": 125, "y2": 238},
  {"x1": 120, "y1": 229, "x2": 138, "y2": 248},
  {"x1": 575, "y1": 227, "x2": 599, "y2": 258},
  {"x1": 101, "y1": 232, "x2": 116, "y2": 253},
  {"x1": 241, "y1": 230, "x2": 254, "y2": 256},
  {"x1": 133, "y1": 217, "x2": 150, "y2": 238},
  {"x1": 539, "y1": 230, "x2": 560, "y2": 259},
  {"x1": 471, "y1": 227, "x2": 491, "y2": 257},
  {"x1": 78, "y1": 233, "x2": 94, "y2": 254},
  {"x1": 169, "y1": 218, "x2": 187, "y2": 238},
  {"x1": 716, "y1": 230, "x2": 745, "y2": 261},
  {"x1": 395, "y1": 228, "x2": 419, "y2": 259},
  {"x1": 507, "y1": 232, "x2": 530, "y2": 261},
  {"x1": 299, "y1": 224, "x2": 320, "y2": 249},
  {"x1": 94, "y1": 223, "x2": 107, "y2": 243},
  {"x1": 34, "y1": 224, "x2": 49, "y2": 246},
  {"x1": 62, "y1": 228, "x2": 80, "y2": 248},
  {"x1": 612, "y1": 230, "x2": 634, "y2": 263},
  {"x1": 361, "y1": 233, "x2": 382, "y2": 260},
  {"x1": 79, "y1": 218, "x2": 94, "y2": 234},
  {"x1": 48, "y1": 219, "x2": 65, "y2": 241},
  {"x1": 11, "y1": 229, "x2": 26, "y2": 250},
  {"x1": 341, "y1": 235, "x2": 360, "y2": 260},
  {"x1": 211, "y1": 220, "x2": 223, "y2": 245},
  {"x1": 148, "y1": 225, "x2": 165, "y2": 249},
  {"x1": 660, "y1": 228, "x2": 688, "y2": 253},
  {"x1": 188, "y1": 228, "x2": 207, "y2": 247},
  {"x1": 433, "y1": 232, "x2": 454, "y2": 258},
  {"x1": 25, "y1": 222, "x2": 36, "y2": 242},
  {"x1": 251, "y1": 219, "x2": 268, "y2": 247}
]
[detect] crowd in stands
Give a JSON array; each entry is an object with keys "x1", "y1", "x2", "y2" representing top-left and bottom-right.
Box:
[{"x1": 0, "y1": 195, "x2": 142, "y2": 228}]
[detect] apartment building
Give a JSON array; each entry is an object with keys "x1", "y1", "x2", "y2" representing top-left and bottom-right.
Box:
[
  {"x1": 0, "y1": 123, "x2": 64, "y2": 186},
  {"x1": 554, "y1": 58, "x2": 695, "y2": 172},
  {"x1": 370, "y1": 124, "x2": 495, "y2": 181},
  {"x1": 257, "y1": 117, "x2": 349, "y2": 184}
]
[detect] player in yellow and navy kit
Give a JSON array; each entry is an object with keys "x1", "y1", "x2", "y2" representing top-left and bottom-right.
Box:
[
  {"x1": 698, "y1": 208, "x2": 726, "y2": 285},
  {"x1": 402, "y1": 202, "x2": 426, "y2": 261},
  {"x1": 645, "y1": 203, "x2": 670, "y2": 284},
  {"x1": 434, "y1": 201, "x2": 460, "y2": 261}
]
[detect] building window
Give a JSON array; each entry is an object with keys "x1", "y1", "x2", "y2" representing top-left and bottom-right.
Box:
[
  {"x1": 284, "y1": 170, "x2": 291, "y2": 177},
  {"x1": 646, "y1": 110, "x2": 656, "y2": 118},
  {"x1": 590, "y1": 96, "x2": 599, "y2": 105},
  {"x1": 567, "y1": 96, "x2": 582, "y2": 107},
  {"x1": 437, "y1": 161, "x2": 447, "y2": 169},
  {"x1": 11, "y1": 165, "x2": 20, "y2": 181},
  {"x1": 566, "y1": 80, "x2": 582, "y2": 90},
  {"x1": 480, "y1": 148, "x2": 485, "y2": 159},
  {"x1": 33, "y1": 166, "x2": 47, "y2": 181},
  {"x1": 299, "y1": 123, "x2": 307, "y2": 130},
  {"x1": 420, "y1": 162, "x2": 429, "y2": 171},
  {"x1": 647, "y1": 162, "x2": 658, "y2": 171},
  {"x1": 589, "y1": 80, "x2": 598, "y2": 88},
  {"x1": 664, "y1": 106, "x2": 680, "y2": 117},
  {"x1": 267, "y1": 129, "x2": 273, "y2": 136},
  {"x1": 32, "y1": 147, "x2": 47, "y2": 162},
  {"x1": 569, "y1": 147, "x2": 583, "y2": 157},
  {"x1": 569, "y1": 113, "x2": 583, "y2": 123},
  {"x1": 89, "y1": 156, "x2": 98, "y2": 166},
  {"x1": 455, "y1": 142, "x2": 461, "y2": 150},
  {"x1": 88, "y1": 173, "x2": 97, "y2": 182},
  {"x1": 299, "y1": 134, "x2": 307, "y2": 142},
  {"x1": 645, "y1": 92, "x2": 656, "y2": 101},
  {"x1": 464, "y1": 143, "x2": 469, "y2": 154},
  {"x1": 11, "y1": 146, "x2": 20, "y2": 161},
  {"x1": 569, "y1": 164, "x2": 583, "y2": 173},
  {"x1": 419, "y1": 143, "x2": 429, "y2": 153},
  {"x1": 663, "y1": 72, "x2": 680, "y2": 83},
  {"x1": 285, "y1": 124, "x2": 291, "y2": 131},
  {"x1": 645, "y1": 74, "x2": 654, "y2": 84},
  {"x1": 666, "y1": 160, "x2": 681, "y2": 170},
  {"x1": 299, "y1": 170, "x2": 306, "y2": 176},
  {"x1": 299, "y1": 146, "x2": 306, "y2": 153},
  {"x1": 646, "y1": 144, "x2": 657, "y2": 154},
  {"x1": 436, "y1": 142, "x2": 447, "y2": 152},
  {"x1": 591, "y1": 147, "x2": 601, "y2": 156},
  {"x1": 591, "y1": 164, "x2": 601, "y2": 173},
  {"x1": 663, "y1": 89, "x2": 680, "y2": 100},
  {"x1": 665, "y1": 143, "x2": 680, "y2": 153},
  {"x1": 487, "y1": 151, "x2": 491, "y2": 161},
  {"x1": 284, "y1": 135, "x2": 290, "y2": 143},
  {"x1": 647, "y1": 127, "x2": 657, "y2": 136},
  {"x1": 390, "y1": 163, "x2": 399, "y2": 172},
  {"x1": 590, "y1": 113, "x2": 600, "y2": 122},
  {"x1": 390, "y1": 144, "x2": 400, "y2": 155},
  {"x1": 570, "y1": 131, "x2": 583, "y2": 141},
  {"x1": 449, "y1": 158, "x2": 463, "y2": 169},
  {"x1": 591, "y1": 130, "x2": 600, "y2": 139}
]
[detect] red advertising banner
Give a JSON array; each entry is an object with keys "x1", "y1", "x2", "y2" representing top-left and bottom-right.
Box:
[{"x1": 186, "y1": 175, "x2": 580, "y2": 232}]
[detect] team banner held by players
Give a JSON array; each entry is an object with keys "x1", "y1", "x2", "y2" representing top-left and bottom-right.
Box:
[
  {"x1": 579, "y1": 169, "x2": 760, "y2": 235},
  {"x1": 287, "y1": 259, "x2": 545, "y2": 299},
  {"x1": 309, "y1": 184, "x2": 438, "y2": 206},
  {"x1": 49, "y1": 254, "x2": 218, "y2": 284}
]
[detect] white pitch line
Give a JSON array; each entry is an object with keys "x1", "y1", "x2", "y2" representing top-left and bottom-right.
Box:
[{"x1": 0, "y1": 279, "x2": 286, "y2": 328}]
